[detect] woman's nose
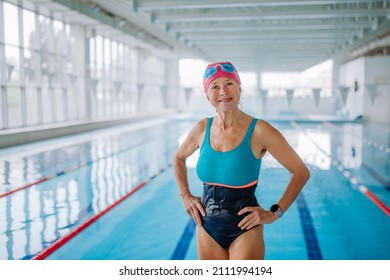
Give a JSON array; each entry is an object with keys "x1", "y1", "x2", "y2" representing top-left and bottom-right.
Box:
[{"x1": 219, "y1": 87, "x2": 228, "y2": 95}]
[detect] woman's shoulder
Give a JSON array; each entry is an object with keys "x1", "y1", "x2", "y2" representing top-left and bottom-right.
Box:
[
  {"x1": 254, "y1": 118, "x2": 279, "y2": 136},
  {"x1": 196, "y1": 117, "x2": 209, "y2": 128},
  {"x1": 254, "y1": 118, "x2": 268, "y2": 128},
  {"x1": 190, "y1": 118, "x2": 208, "y2": 135}
]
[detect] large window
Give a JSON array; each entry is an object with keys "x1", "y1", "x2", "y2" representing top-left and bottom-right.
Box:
[
  {"x1": 0, "y1": 0, "x2": 170, "y2": 131},
  {"x1": 3, "y1": 1, "x2": 21, "y2": 128},
  {"x1": 0, "y1": 1, "x2": 78, "y2": 129},
  {"x1": 88, "y1": 34, "x2": 167, "y2": 119}
]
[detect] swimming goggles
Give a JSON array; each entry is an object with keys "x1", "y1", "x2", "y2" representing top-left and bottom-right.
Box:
[{"x1": 204, "y1": 63, "x2": 236, "y2": 79}]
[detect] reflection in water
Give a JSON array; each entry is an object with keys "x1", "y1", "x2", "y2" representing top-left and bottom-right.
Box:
[{"x1": 0, "y1": 119, "x2": 191, "y2": 260}]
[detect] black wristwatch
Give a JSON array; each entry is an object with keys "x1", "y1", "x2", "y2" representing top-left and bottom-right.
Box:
[{"x1": 270, "y1": 204, "x2": 284, "y2": 218}]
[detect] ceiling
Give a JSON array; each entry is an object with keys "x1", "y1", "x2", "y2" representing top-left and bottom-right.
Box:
[{"x1": 37, "y1": 0, "x2": 390, "y2": 72}]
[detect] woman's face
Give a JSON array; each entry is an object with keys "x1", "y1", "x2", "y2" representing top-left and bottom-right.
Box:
[{"x1": 206, "y1": 77, "x2": 241, "y2": 112}]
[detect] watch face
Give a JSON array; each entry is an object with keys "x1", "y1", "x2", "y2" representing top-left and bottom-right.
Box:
[{"x1": 271, "y1": 204, "x2": 279, "y2": 212}]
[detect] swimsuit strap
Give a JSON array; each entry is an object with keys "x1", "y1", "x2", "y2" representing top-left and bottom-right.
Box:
[
  {"x1": 243, "y1": 118, "x2": 258, "y2": 146},
  {"x1": 199, "y1": 117, "x2": 213, "y2": 154}
]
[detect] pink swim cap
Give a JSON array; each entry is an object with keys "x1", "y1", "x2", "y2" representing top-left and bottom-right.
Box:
[{"x1": 203, "y1": 62, "x2": 241, "y2": 93}]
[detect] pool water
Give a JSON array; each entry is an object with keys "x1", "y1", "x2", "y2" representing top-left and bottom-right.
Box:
[{"x1": 0, "y1": 116, "x2": 389, "y2": 260}]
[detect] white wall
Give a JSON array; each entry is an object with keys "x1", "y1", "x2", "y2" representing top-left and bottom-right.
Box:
[
  {"x1": 339, "y1": 55, "x2": 390, "y2": 125},
  {"x1": 339, "y1": 58, "x2": 365, "y2": 120},
  {"x1": 364, "y1": 56, "x2": 390, "y2": 125}
]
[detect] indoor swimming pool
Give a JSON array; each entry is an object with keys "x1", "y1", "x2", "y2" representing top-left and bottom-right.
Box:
[{"x1": 0, "y1": 115, "x2": 389, "y2": 260}]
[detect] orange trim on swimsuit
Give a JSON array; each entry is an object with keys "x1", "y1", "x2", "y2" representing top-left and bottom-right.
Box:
[{"x1": 204, "y1": 179, "x2": 258, "y2": 189}]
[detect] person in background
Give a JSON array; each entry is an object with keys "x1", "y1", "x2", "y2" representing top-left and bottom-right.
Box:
[{"x1": 173, "y1": 61, "x2": 310, "y2": 260}]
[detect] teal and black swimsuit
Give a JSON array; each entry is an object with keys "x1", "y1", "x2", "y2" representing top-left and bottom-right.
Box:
[{"x1": 196, "y1": 117, "x2": 262, "y2": 249}]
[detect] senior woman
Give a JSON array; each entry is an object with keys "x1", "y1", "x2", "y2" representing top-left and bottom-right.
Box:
[{"x1": 173, "y1": 61, "x2": 310, "y2": 260}]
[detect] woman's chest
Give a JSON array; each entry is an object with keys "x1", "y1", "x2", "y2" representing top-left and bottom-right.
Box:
[{"x1": 209, "y1": 128, "x2": 246, "y2": 152}]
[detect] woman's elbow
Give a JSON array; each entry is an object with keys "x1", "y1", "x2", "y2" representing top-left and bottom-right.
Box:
[
  {"x1": 173, "y1": 152, "x2": 180, "y2": 165},
  {"x1": 302, "y1": 165, "x2": 310, "y2": 183},
  {"x1": 173, "y1": 151, "x2": 186, "y2": 167},
  {"x1": 293, "y1": 164, "x2": 310, "y2": 184}
]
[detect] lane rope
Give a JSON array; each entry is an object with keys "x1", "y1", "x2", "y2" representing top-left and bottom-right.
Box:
[{"x1": 32, "y1": 164, "x2": 172, "y2": 260}]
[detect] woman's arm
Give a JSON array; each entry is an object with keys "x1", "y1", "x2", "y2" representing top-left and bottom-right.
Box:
[
  {"x1": 259, "y1": 120, "x2": 310, "y2": 214},
  {"x1": 238, "y1": 120, "x2": 310, "y2": 228},
  {"x1": 173, "y1": 119, "x2": 207, "y2": 225}
]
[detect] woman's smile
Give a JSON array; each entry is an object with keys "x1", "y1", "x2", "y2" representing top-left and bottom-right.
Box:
[{"x1": 219, "y1": 97, "x2": 233, "y2": 103}]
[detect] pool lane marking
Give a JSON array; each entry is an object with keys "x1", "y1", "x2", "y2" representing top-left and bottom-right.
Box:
[
  {"x1": 171, "y1": 219, "x2": 196, "y2": 260},
  {"x1": 296, "y1": 192, "x2": 323, "y2": 260},
  {"x1": 291, "y1": 121, "x2": 390, "y2": 218},
  {"x1": 32, "y1": 164, "x2": 172, "y2": 260},
  {"x1": 0, "y1": 142, "x2": 178, "y2": 199}
]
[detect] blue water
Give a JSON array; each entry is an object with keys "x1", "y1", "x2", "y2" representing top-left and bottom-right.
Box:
[{"x1": 0, "y1": 116, "x2": 389, "y2": 260}]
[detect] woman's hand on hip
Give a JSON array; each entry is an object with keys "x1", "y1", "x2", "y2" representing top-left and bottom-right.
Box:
[
  {"x1": 181, "y1": 193, "x2": 206, "y2": 226},
  {"x1": 238, "y1": 206, "x2": 277, "y2": 230}
]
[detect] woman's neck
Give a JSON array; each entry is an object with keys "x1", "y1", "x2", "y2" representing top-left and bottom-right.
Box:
[{"x1": 216, "y1": 109, "x2": 243, "y2": 130}]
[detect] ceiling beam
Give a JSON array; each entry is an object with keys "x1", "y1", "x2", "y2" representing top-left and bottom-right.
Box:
[
  {"x1": 197, "y1": 39, "x2": 343, "y2": 46},
  {"x1": 155, "y1": 8, "x2": 390, "y2": 23},
  {"x1": 339, "y1": 17, "x2": 390, "y2": 62},
  {"x1": 136, "y1": 0, "x2": 386, "y2": 11},
  {"x1": 169, "y1": 21, "x2": 373, "y2": 33},
  {"x1": 181, "y1": 32, "x2": 358, "y2": 41}
]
